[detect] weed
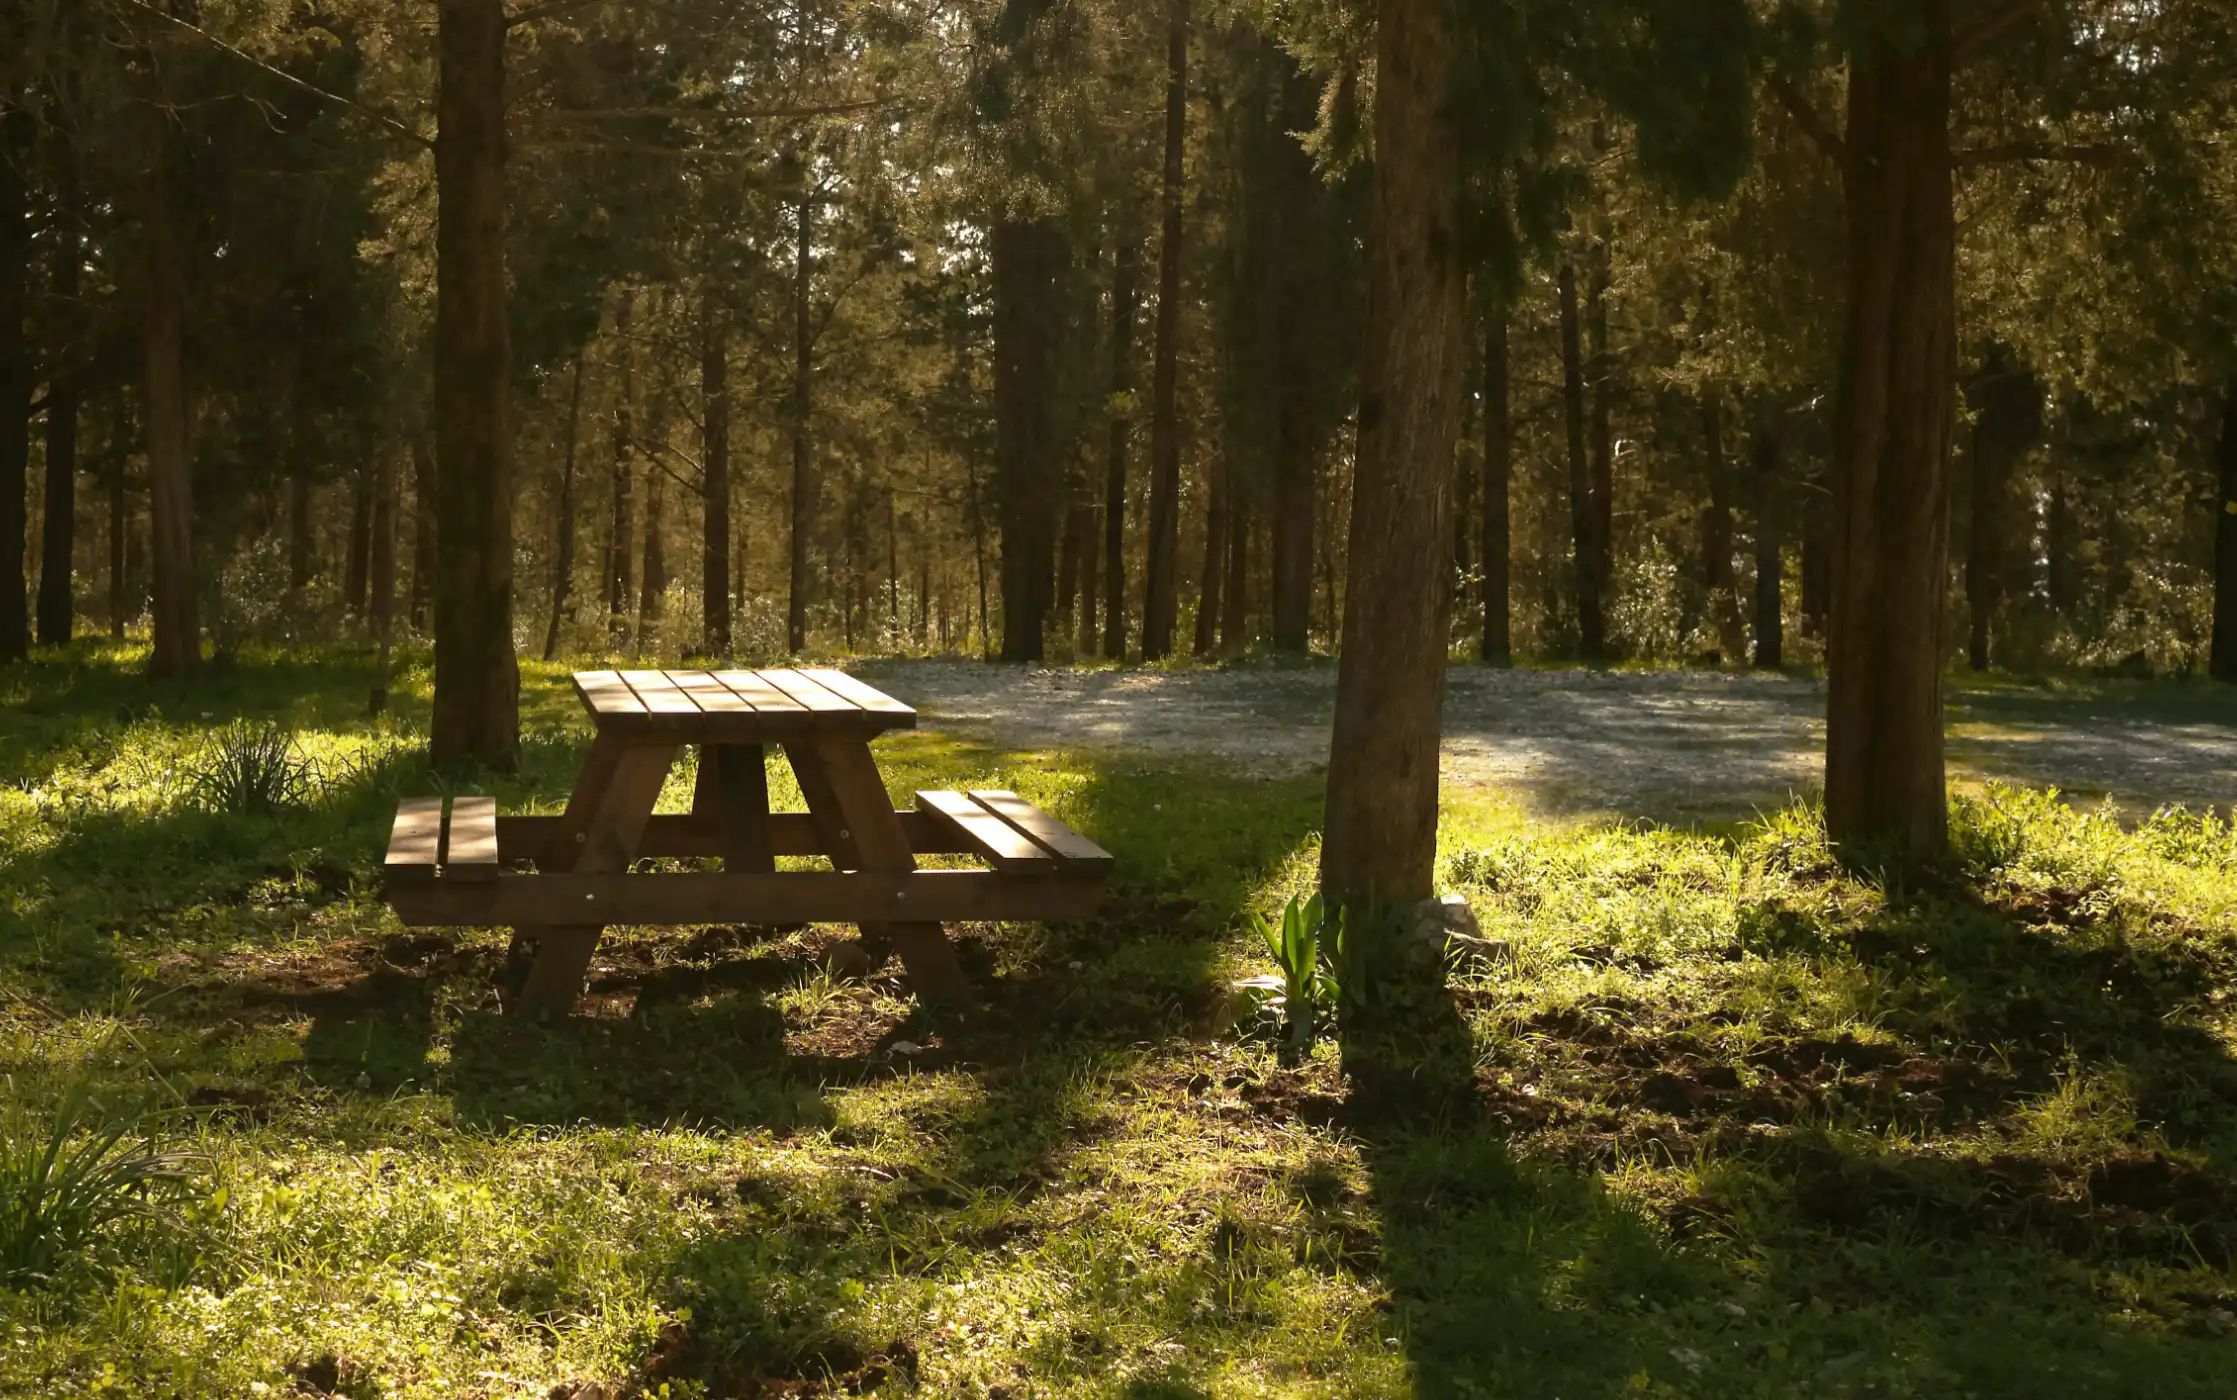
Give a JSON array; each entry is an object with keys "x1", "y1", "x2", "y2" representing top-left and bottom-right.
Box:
[
  {"x1": 0, "y1": 1078, "x2": 200, "y2": 1290},
  {"x1": 1252, "y1": 893, "x2": 1325, "y2": 1057},
  {"x1": 181, "y1": 720, "x2": 320, "y2": 815}
]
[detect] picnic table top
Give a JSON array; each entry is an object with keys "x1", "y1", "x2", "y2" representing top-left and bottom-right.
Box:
[{"x1": 570, "y1": 667, "x2": 917, "y2": 739}]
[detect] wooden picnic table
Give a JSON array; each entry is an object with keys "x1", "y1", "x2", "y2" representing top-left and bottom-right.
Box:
[{"x1": 384, "y1": 668, "x2": 1111, "y2": 1017}]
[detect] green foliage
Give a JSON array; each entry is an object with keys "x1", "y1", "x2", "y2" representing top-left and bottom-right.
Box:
[
  {"x1": 181, "y1": 721, "x2": 321, "y2": 816},
  {"x1": 1253, "y1": 892, "x2": 1325, "y2": 1054},
  {"x1": 0, "y1": 1079, "x2": 199, "y2": 1291}
]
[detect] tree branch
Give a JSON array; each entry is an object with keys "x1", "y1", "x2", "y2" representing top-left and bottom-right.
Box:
[
  {"x1": 1953, "y1": 142, "x2": 2120, "y2": 168},
  {"x1": 1769, "y1": 76, "x2": 1846, "y2": 169},
  {"x1": 120, "y1": 0, "x2": 433, "y2": 150},
  {"x1": 1954, "y1": 0, "x2": 2048, "y2": 67}
]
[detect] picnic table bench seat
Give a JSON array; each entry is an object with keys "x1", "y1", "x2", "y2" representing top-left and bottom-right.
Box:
[{"x1": 380, "y1": 668, "x2": 1111, "y2": 1015}]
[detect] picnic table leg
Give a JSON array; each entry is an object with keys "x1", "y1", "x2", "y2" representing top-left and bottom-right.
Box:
[
  {"x1": 785, "y1": 738, "x2": 974, "y2": 1007},
  {"x1": 692, "y1": 743, "x2": 775, "y2": 874},
  {"x1": 509, "y1": 734, "x2": 678, "y2": 1017}
]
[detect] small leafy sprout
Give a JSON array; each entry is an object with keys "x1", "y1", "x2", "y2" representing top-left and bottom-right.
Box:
[{"x1": 1253, "y1": 893, "x2": 1330, "y2": 1058}]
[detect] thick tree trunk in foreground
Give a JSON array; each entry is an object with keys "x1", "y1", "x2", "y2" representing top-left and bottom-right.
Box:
[
  {"x1": 1752, "y1": 402, "x2": 1783, "y2": 670},
  {"x1": 0, "y1": 110, "x2": 27, "y2": 663},
  {"x1": 2211, "y1": 378, "x2": 2237, "y2": 681},
  {"x1": 1321, "y1": 0, "x2": 1464, "y2": 913},
  {"x1": 1140, "y1": 0, "x2": 1189, "y2": 661},
  {"x1": 1824, "y1": 11, "x2": 1958, "y2": 859},
  {"x1": 992, "y1": 218, "x2": 1066, "y2": 663},
  {"x1": 1558, "y1": 262, "x2": 1595, "y2": 661},
  {"x1": 1102, "y1": 241, "x2": 1138, "y2": 659},
  {"x1": 430, "y1": 0, "x2": 520, "y2": 769},
  {"x1": 38, "y1": 209, "x2": 80, "y2": 649},
  {"x1": 1701, "y1": 394, "x2": 1743, "y2": 662},
  {"x1": 543, "y1": 355, "x2": 584, "y2": 661},
  {"x1": 788, "y1": 196, "x2": 814, "y2": 653},
  {"x1": 141, "y1": 104, "x2": 198, "y2": 679},
  {"x1": 702, "y1": 295, "x2": 731, "y2": 656},
  {"x1": 1480, "y1": 293, "x2": 1511, "y2": 665}
]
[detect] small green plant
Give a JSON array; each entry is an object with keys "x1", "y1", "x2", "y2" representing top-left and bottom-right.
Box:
[
  {"x1": 1316, "y1": 902, "x2": 1373, "y2": 1021},
  {"x1": 0, "y1": 1079, "x2": 201, "y2": 1290},
  {"x1": 183, "y1": 719, "x2": 319, "y2": 814},
  {"x1": 1253, "y1": 893, "x2": 1325, "y2": 1056}
]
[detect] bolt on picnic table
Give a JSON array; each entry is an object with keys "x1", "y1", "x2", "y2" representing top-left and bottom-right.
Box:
[{"x1": 382, "y1": 668, "x2": 1112, "y2": 1017}]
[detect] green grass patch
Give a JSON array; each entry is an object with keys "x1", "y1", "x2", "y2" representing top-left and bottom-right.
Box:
[{"x1": 2, "y1": 644, "x2": 2235, "y2": 1396}]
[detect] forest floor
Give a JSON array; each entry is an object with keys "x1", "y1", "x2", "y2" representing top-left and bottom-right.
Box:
[
  {"x1": 4, "y1": 643, "x2": 2237, "y2": 1399},
  {"x1": 866, "y1": 658, "x2": 2237, "y2": 821}
]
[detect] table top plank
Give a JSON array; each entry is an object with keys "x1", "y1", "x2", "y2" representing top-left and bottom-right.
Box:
[
  {"x1": 671, "y1": 669, "x2": 752, "y2": 713},
  {"x1": 620, "y1": 669, "x2": 703, "y2": 714},
  {"x1": 712, "y1": 669, "x2": 805, "y2": 711},
  {"x1": 800, "y1": 668, "x2": 916, "y2": 718},
  {"x1": 574, "y1": 669, "x2": 647, "y2": 716},
  {"x1": 759, "y1": 668, "x2": 860, "y2": 713}
]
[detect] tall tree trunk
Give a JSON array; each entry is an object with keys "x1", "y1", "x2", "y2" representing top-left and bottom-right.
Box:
[
  {"x1": 2210, "y1": 378, "x2": 2237, "y2": 682},
  {"x1": 1057, "y1": 497, "x2": 1086, "y2": 623},
  {"x1": 37, "y1": 202, "x2": 80, "y2": 649},
  {"x1": 1824, "y1": 8, "x2": 1958, "y2": 857},
  {"x1": 1194, "y1": 455, "x2": 1227, "y2": 657},
  {"x1": 992, "y1": 218, "x2": 1066, "y2": 663},
  {"x1": 1321, "y1": 0, "x2": 1463, "y2": 914},
  {"x1": 788, "y1": 193, "x2": 814, "y2": 653},
  {"x1": 0, "y1": 108, "x2": 27, "y2": 663},
  {"x1": 1220, "y1": 490, "x2": 1249, "y2": 653},
  {"x1": 1480, "y1": 290, "x2": 1511, "y2": 665},
  {"x1": 1752, "y1": 401, "x2": 1783, "y2": 670},
  {"x1": 1102, "y1": 241, "x2": 1138, "y2": 659},
  {"x1": 345, "y1": 470, "x2": 373, "y2": 615},
  {"x1": 409, "y1": 436, "x2": 436, "y2": 631},
  {"x1": 1558, "y1": 261, "x2": 1594, "y2": 661},
  {"x1": 542, "y1": 353, "x2": 584, "y2": 661},
  {"x1": 1079, "y1": 501, "x2": 1101, "y2": 646},
  {"x1": 107, "y1": 442, "x2": 127, "y2": 639},
  {"x1": 1701, "y1": 392, "x2": 1742, "y2": 661},
  {"x1": 288, "y1": 466, "x2": 314, "y2": 594},
  {"x1": 701, "y1": 291, "x2": 731, "y2": 655},
  {"x1": 430, "y1": 0, "x2": 520, "y2": 768},
  {"x1": 1140, "y1": 0, "x2": 1189, "y2": 661},
  {"x1": 638, "y1": 435, "x2": 665, "y2": 648},
  {"x1": 1585, "y1": 238, "x2": 1614, "y2": 662},
  {"x1": 140, "y1": 98, "x2": 197, "y2": 679},
  {"x1": 606, "y1": 291, "x2": 636, "y2": 639},
  {"x1": 369, "y1": 450, "x2": 398, "y2": 712}
]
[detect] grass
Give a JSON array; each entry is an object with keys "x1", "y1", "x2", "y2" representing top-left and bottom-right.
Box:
[{"x1": 2, "y1": 640, "x2": 2236, "y2": 1396}]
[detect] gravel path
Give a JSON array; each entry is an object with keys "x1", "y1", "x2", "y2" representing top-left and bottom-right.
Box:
[{"x1": 858, "y1": 661, "x2": 2237, "y2": 822}]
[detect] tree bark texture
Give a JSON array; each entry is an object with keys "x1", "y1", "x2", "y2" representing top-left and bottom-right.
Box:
[
  {"x1": 1824, "y1": 8, "x2": 1958, "y2": 859},
  {"x1": 1194, "y1": 453, "x2": 1227, "y2": 657},
  {"x1": 1321, "y1": 0, "x2": 1464, "y2": 913},
  {"x1": 1480, "y1": 292, "x2": 1511, "y2": 665},
  {"x1": 1102, "y1": 241, "x2": 1138, "y2": 659},
  {"x1": 1140, "y1": 0, "x2": 1189, "y2": 661},
  {"x1": 543, "y1": 354, "x2": 584, "y2": 661},
  {"x1": 991, "y1": 218, "x2": 1066, "y2": 663},
  {"x1": 1558, "y1": 262, "x2": 1595, "y2": 662},
  {"x1": 2211, "y1": 378, "x2": 2237, "y2": 681},
  {"x1": 0, "y1": 109, "x2": 27, "y2": 663},
  {"x1": 37, "y1": 208, "x2": 79, "y2": 649},
  {"x1": 430, "y1": 0, "x2": 520, "y2": 769},
  {"x1": 702, "y1": 294, "x2": 731, "y2": 656},
  {"x1": 788, "y1": 195, "x2": 815, "y2": 653},
  {"x1": 1753, "y1": 402, "x2": 1783, "y2": 670},
  {"x1": 140, "y1": 97, "x2": 198, "y2": 679}
]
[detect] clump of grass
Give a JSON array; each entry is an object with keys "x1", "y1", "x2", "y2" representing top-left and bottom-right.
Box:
[
  {"x1": 0, "y1": 1078, "x2": 201, "y2": 1290},
  {"x1": 182, "y1": 720, "x2": 320, "y2": 815}
]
